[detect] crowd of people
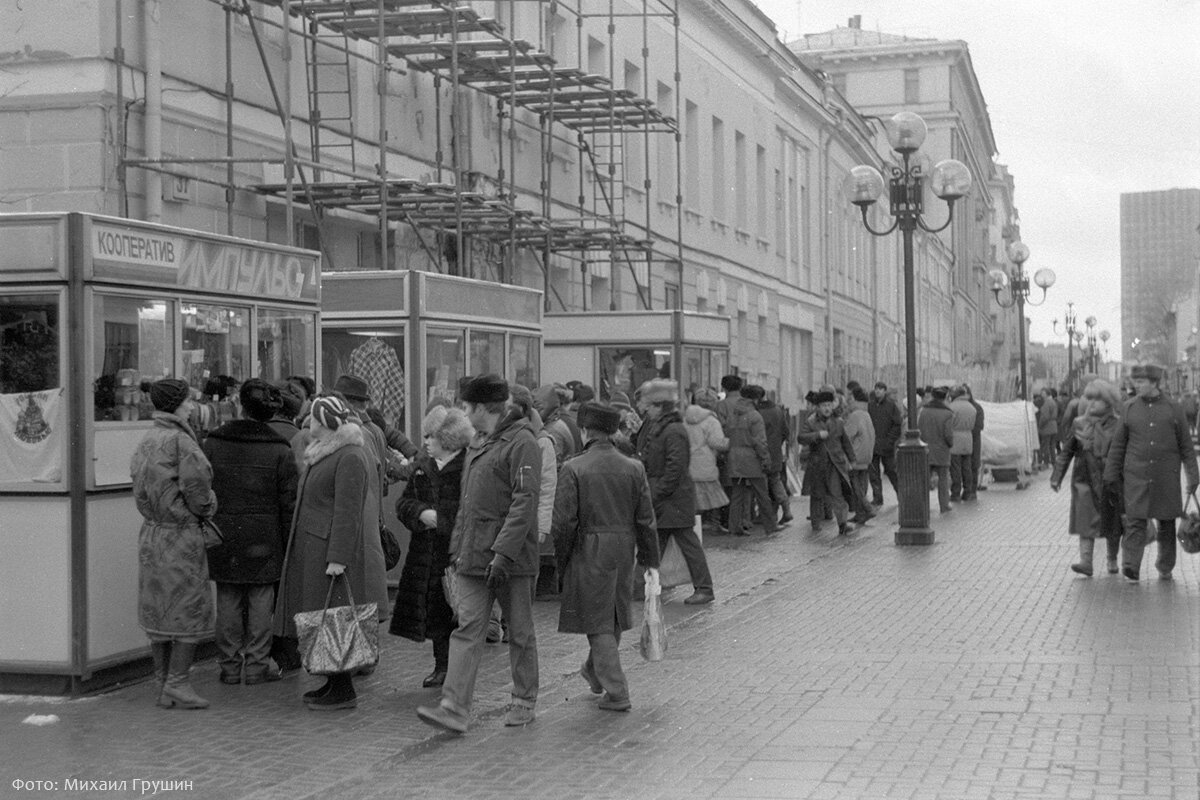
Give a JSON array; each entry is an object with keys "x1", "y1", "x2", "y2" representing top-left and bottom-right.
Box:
[{"x1": 127, "y1": 362, "x2": 1197, "y2": 726}]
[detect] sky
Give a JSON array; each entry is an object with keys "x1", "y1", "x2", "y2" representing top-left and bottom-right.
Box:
[{"x1": 752, "y1": 0, "x2": 1200, "y2": 358}]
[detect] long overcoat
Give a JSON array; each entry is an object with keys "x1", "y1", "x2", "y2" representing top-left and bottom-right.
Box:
[
  {"x1": 130, "y1": 411, "x2": 218, "y2": 639},
  {"x1": 452, "y1": 410, "x2": 541, "y2": 577},
  {"x1": 916, "y1": 400, "x2": 954, "y2": 467},
  {"x1": 274, "y1": 422, "x2": 388, "y2": 639},
  {"x1": 796, "y1": 411, "x2": 854, "y2": 495},
  {"x1": 1051, "y1": 413, "x2": 1122, "y2": 540},
  {"x1": 1103, "y1": 394, "x2": 1199, "y2": 519},
  {"x1": 553, "y1": 440, "x2": 660, "y2": 634},
  {"x1": 723, "y1": 397, "x2": 771, "y2": 479},
  {"x1": 389, "y1": 450, "x2": 464, "y2": 642},
  {"x1": 636, "y1": 408, "x2": 695, "y2": 528},
  {"x1": 758, "y1": 399, "x2": 788, "y2": 473},
  {"x1": 202, "y1": 419, "x2": 298, "y2": 584}
]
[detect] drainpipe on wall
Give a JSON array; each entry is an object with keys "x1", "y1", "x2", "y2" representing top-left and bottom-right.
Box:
[
  {"x1": 820, "y1": 121, "x2": 835, "y2": 384},
  {"x1": 143, "y1": 0, "x2": 162, "y2": 222}
]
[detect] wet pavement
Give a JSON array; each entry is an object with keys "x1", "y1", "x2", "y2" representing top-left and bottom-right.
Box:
[{"x1": 3, "y1": 474, "x2": 1198, "y2": 799}]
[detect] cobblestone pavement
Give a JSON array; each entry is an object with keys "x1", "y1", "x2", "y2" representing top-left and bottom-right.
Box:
[{"x1": 3, "y1": 476, "x2": 1198, "y2": 800}]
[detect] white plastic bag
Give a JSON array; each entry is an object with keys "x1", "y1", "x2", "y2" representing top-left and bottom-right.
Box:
[{"x1": 638, "y1": 568, "x2": 667, "y2": 662}]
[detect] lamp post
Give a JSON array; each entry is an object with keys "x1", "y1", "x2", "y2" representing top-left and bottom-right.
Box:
[
  {"x1": 843, "y1": 111, "x2": 972, "y2": 545},
  {"x1": 988, "y1": 242, "x2": 1056, "y2": 400},
  {"x1": 1053, "y1": 303, "x2": 1078, "y2": 395},
  {"x1": 1084, "y1": 315, "x2": 1098, "y2": 373}
]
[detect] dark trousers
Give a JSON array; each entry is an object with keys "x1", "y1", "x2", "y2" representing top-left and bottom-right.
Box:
[
  {"x1": 766, "y1": 468, "x2": 789, "y2": 520},
  {"x1": 949, "y1": 453, "x2": 975, "y2": 500},
  {"x1": 1123, "y1": 517, "x2": 1177, "y2": 575},
  {"x1": 971, "y1": 432, "x2": 983, "y2": 489},
  {"x1": 658, "y1": 526, "x2": 713, "y2": 593},
  {"x1": 867, "y1": 449, "x2": 899, "y2": 503},
  {"x1": 930, "y1": 465, "x2": 951, "y2": 512},
  {"x1": 729, "y1": 477, "x2": 775, "y2": 533}
]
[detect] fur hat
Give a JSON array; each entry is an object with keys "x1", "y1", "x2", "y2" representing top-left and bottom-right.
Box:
[
  {"x1": 1130, "y1": 364, "x2": 1162, "y2": 382},
  {"x1": 812, "y1": 390, "x2": 835, "y2": 404},
  {"x1": 573, "y1": 383, "x2": 596, "y2": 403},
  {"x1": 332, "y1": 374, "x2": 371, "y2": 402},
  {"x1": 421, "y1": 405, "x2": 475, "y2": 452},
  {"x1": 461, "y1": 373, "x2": 509, "y2": 404},
  {"x1": 740, "y1": 384, "x2": 765, "y2": 400},
  {"x1": 931, "y1": 386, "x2": 949, "y2": 400},
  {"x1": 640, "y1": 379, "x2": 679, "y2": 405},
  {"x1": 577, "y1": 401, "x2": 622, "y2": 434}
]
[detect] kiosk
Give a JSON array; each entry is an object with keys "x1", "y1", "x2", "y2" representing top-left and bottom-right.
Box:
[
  {"x1": 542, "y1": 311, "x2": 730, "y2": 400},
  {"x1": 321, "y1": 270, "x2": 542, "y2": 442},
  {"x1": 0, "y1": 213, "x2": 320, "y2": 693}
]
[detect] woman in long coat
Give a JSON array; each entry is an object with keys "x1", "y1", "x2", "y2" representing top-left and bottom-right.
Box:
[
  {"x1": 130, "y1": 378, "x2": 217, "y2": 709},
  {"x1": 554, "y1": 402, "x2": 660, "y2": 711},
  {"x1": 797, "y1": 390, "x2": 857, "y2": 535},
  {"x1": 1051, "y1": 379, "x2": 1123, "y2": 576},
  {"x1": 389, "y1": 405, "x2": 474, "y2": 688},
  {"x1": 275, "y1": 394, "x2": 385, "y2": 710}
]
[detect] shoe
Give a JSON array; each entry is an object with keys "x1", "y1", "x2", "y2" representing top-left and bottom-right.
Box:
[
  {"x1": 353, "y1": 664, "x2": 376, "y2": 677},
  {"x1": 1107, "y1": 558, "x2": 1119, "y2": 574},
  {"x1": 598, "y1": 693, "x2": 632, "y2": 712},
  {"x1": 302, "y1": 681, "x2": 332, "y2": 704},
  {"x1": 940, "y1": 505, "x2": 952, "y2": 514},
  {"x1": 486, "y1": 619, "x2": 502, "y2": 644},
  {"x1": 308, "y1": 690, "x2": 357, "y2": 711},
  {"x1": 811, "y1": 524, "x2": 822, "y2": 534},
  {"x1": 870, "y1": 498, "x2": 884, "y2": 507},
  {"x1": 243, "y1": 669, "x2": 282, "y2": 686},
  {"x1": 948, "y1": 495, "x2": 961, "y2": 502},
  {"x1": 838, "y1": 522, "x2": 851, "y2": 536},
  {"x1": 504, "y1": 705, "x2": 536, "y2": 726},
  {"x1": 962, "y1": 494, "x2": 977, "y2": 502},
  {"x1": 417, "y1": 703, "x2": 468, "y2": 734},
  {"x1": 683, "y1": 591, "x2": 714, "y2": 605},
  {"x1": 1158, "y1": 570, "x2": 1173, "y2": 580},
  {"x1": 1070, "y1": 563, "x2": 1093, "y2": 577},
  {"x1": 422, "y1": 670, "x2": 447, "y2": 688},
  {"x1": 501, "y1": 624, "x2": 510, "y2": 645},
  {"x1": 580, "y1": 662, "x2": 603, "y2": 694},
  {"x1": 1122, "y1": 567, "x2": 1139, "y2": 581},
  {"x1": 779, "y1": 512, "x2": 794, "y2": 523},
  {"x1": 219, "y1": 672, "x2": 242, "y2": 686}
]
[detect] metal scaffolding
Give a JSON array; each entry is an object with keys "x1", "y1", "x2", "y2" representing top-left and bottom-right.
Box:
[{"x1": 124, "y1": 0, "x2": 684, "y2": 312}]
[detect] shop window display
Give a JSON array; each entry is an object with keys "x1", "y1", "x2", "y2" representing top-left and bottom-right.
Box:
[
  {"x1": 258, "y1": 308, "x2": 316, "y2": 386},
  {"x1": 182, "y1": 303, "x2": 249, "y2": 436},
  {"x1": 509, "y1": 334, "x2": 540, "y2": 390},
  {"x1": 426, "y1": 327, "x2": 465, "y2": 408},
  {"x1": 93, "y1": 295, "x2": 173, "y2": 422},
  {"x1": 0, "y1": 293, "x2": 63, "y2": 484},
  {"x1": 599, "y1": 347, "x2": 671, "y2": 401},
  {"x1": 322, "y1": 327, "x2": 406, "y2": 428},
  {"x1": 470, "y1": 330, "x2": 505, "y2": 377}
]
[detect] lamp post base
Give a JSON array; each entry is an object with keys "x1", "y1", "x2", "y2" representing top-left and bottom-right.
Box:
[{"x1": 895, "y1": 429, "x2": 934, "y2": 546}]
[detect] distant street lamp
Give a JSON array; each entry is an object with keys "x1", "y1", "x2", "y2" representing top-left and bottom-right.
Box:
[
  {"x1": 843, "y1": 111, "x2": 971, "y2": 546},
  {"x1": 988, "y1": 242, "x2": 1056, "y2": 400},
  {"x1": 1053, "y1": 303, "x2": 1078, "y2": 395},
  {"x1": 1084, "y1": 315, "x2": 1098, "y2": 373}
]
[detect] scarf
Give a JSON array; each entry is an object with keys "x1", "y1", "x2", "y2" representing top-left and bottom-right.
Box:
[{"x1": 1074, "y1": 405, "x2": 1115, "y2": 458}]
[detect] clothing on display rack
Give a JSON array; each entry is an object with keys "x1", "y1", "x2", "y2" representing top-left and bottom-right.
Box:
[{"x1": 349, "y1": 337, "x2": 405, "y2": 427}]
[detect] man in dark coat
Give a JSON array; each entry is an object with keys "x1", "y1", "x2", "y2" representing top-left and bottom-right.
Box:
[
  {"x1": 797, "y1": 391, "x2": 857, "y2": 535},
  {"x1": 637, "y1": 379, "x2": 714, "y2": 605},
  {"x1": 554, "y1": 402, "x2": 660, "y2": 712},
  {"x1": 1103, "y1": 364, "x2": 1199, "y2": 580},
  {"x1": 418, "y1": 375, "x2": 542, "y2": 733},
  {"x1": 866, "y1": 380, "x2": 903, "y2": 506},
  {"x1": 726, "y1": 384, "x2": 776, "y2": 535},
  {"x1": 963, "y1": 384, "x2": 986, "y2": 495},
  {"x1": 712, "y1": 374, "x2": 744, "y2": 529},
  {"x1": 916, "y1": 386, "x2": 955, "y2": 513},
  {"x1": 756, "y1": 389, "x2": 791, "y2": 524},
  {"x1": 203, "y1": 379, "x2": 298, "y2": 685}
]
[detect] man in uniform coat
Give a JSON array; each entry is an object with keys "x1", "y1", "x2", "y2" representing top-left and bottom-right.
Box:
[{"x1": 1104, "y1": 364, "x2": 1199, "y2": 580}]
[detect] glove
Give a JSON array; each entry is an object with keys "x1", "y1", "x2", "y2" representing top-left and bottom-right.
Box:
[
  {"x1": 484, "y1": 553, "x2": 513, "y2": 590},
  {"x1": 325, "y1": 561, "x2": 346, "y2": 577}
]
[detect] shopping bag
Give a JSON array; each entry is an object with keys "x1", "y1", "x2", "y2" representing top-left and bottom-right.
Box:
[
  {"x1": 638, "y1": 568, "x2": 667, "y2": 662},
  {"x1": 658, "y1": 522, "x2": 703, "y2": 589},
  {"x1": 1178, "y1": 492, "x2": 1200, "y2": 555},
  {"x1": 379, "y1": 524, "x2": 402, "y2": 571},
  {"x1": 293, "y1": 575, "x2": 379, "y2": 675},
  {"x1": 441, "y1": 566, "x2": 459, "y2": 623}
]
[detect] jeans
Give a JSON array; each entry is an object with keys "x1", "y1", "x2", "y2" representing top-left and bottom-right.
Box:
[
  {"x1": 729, "y1": 477, "x2": 775, "y2": 532},
  {"x1": 1123, "y1": 517, "x2": 1177, "y2": 575},
  {"x1": 585, "y1": 629, "x2": 628, "y2": 701},
  {"x1": 930, "y1": 465, "x2": 951, "y2": 511},
  {"x1": 440, "y1": 573, "x2": 538, "y2": 715},
  {"x1": 658, "y1": 526, "x2": 713, "y2": 593},
  {"x1": 868, "y1": 450, "x2": 899, "y2": 502},
  {"x1": 949, "y1": 453, "x2": 975, "y2": 500},
  {"x1": 215, "y1": 583, "x2": 275, "y2": 679}
]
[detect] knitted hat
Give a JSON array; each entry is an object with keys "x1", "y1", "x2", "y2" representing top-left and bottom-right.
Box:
[
  {"x1": 311, "y1": 395, "x2": 351, "y2": 430},
  {"x1": 577, "y1": 401, "x2": 621, "y2": 434},
  {"x1": 144, "y1": 378, "x2": 190, "y2": 413},
  {"x1": 461, "y1": 373, "x2": 509, "y2": 404}
]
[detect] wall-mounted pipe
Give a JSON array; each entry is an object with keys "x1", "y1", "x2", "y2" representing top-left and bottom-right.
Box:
[{"x1": 143, "y1": 0, "x2": 162, "y2": 222}]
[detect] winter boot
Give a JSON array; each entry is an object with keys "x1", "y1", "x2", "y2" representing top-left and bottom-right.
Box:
[
  {"x1": 1071, "y1": 537, "x2": 1094, "y2": 577},
  {"x1": 150, "y1": 641, "x2": 171, "y2": 707},
  {"x1": 160, "y1": 642, "x2": 209, "y2": 710}
]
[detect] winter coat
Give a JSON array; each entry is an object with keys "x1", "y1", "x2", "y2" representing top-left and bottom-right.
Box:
[
  {"x1": 843, "y1": 407, "x2": 875, "y2": 470},
  {"x1": 131, "y1": 411, "x2": 218, "y2": 639},
  {"x1": 868, "y1": 393, "x2": 904, "y2": 453},
  {"x1": 554, "y1": 440, "x2": 660, "y2": 635},
  {"x1": 274, "y1": 422, "x2": 388, "y2": 639},
  {"x1": 948, "y1": 398, "x2": 977, "y2": 456},
  {"x1": 202, "y1": 420, "x2": 298, "y2": 584},
  {"x1": 797, "y1": 411, "x2": 854, "y2": 490},
  {"x1": 636, "y1": 408, "x2": 696, "y2": 528},
  {"x1": 758, "y1": 399, "x2": 788, "y2": 473},
  {"x1": 916, "y1": 400, "x2": 954, "y2": 467},
  {"x1": 389, "y1": 450, "x2": 464, "y2": 642},
  {"x1": 451, "y1": 410, "x2": 542, "y2": 577},
  {"x1": 684, "y1": 404, "x2": 728, "y2": 483},
  {"x1": 1037, "y1": 396, "x2": 1059, "y2": 437},
  {"x1": 1051, "y1": 412, "x2": 1122, "y2": 539},
  {"x1": 1103, "y1": 393, "x2": 1199, "y2": 520},
  {"x1": 267, "y1": 416, "x2": 301, "y2": 448},
  {"x1": 724, "y1": 397, "x2": 771, "y2": 479},
  {"x1": 535, "y1": 431, "x2": 558, "y2": 543}
]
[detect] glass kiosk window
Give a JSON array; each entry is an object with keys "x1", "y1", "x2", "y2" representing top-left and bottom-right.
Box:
[
  {"x1": 426, "y1": 327, "x2": 465, "y2": 407},
  {"x1": 258, "y1": 308, "x2": 316, "y2": 385},
  {"x1": 322, "y1": 327, "x2": 406, "y2": 429},
  {"x1": 470, "y1": 330, "x2": 505, "y2": 377},
  {"x1": 509, "y1": 334, "x2": 539, "y2": 389},
  {"x1": 598, "y1": 347, "x2": 671, "y2": 401},
  {"x1": 182, "y1": 303, "x2": 249, "y2": 436},
  {"x1": 0, "y1": 293, "x2": 63, "y2": 485},
  {"x1": 93, "y1": 295, "x2": 173, "y2": 422}
]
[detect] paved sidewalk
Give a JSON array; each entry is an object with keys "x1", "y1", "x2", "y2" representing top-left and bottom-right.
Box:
[{"x1": 3, "y1": 478, "x2": 1198, "y2": 799}]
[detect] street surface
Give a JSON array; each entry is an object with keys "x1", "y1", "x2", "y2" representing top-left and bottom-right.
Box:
[{"x1": 3, "y1": 476, "x2": 1198, "y2": 799}]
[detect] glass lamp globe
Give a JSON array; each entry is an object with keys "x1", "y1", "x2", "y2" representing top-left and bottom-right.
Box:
[
  {"x1": 1033, "y1": 268, "x2": 1056, "y2": 289},
  {"x1": 1099, "y1": 330, "x2": 1111, "y2": 343},
  {"x1": 843, "y1": 165, "x2": 886, "y2": 207},
  {"x1": 886, "y1": 111, "x2": 927, "y2": 154},
  {"x1": 1085, "y1": 315, "x2": 1097, "y2": 328},
  {"x1": 987, "y1": 268, "x2": 1009, "y2": 292},
  {"x1": 1007, "y1": 241, "x2": 1030, "y2": 264},
  {"x1": 930, "y1": 159, "x2": 972, "y2": 201}
]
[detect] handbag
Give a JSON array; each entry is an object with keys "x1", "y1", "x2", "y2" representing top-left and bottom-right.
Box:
[
  {"x1": 1178, "y1": 492, "x2": 1200, "y2": 555},
  {"x1": 293, "y1": 574, "x2": 379, "y2": 675},
  {"x1": 638, "y1": 568, "x2": 667, "y2": 662},
  {"x1": 380, "y1": 524, "x2": 402, "y2": 571},
  {"x1": 198, "y1": 518, "x2": 224, "y2": 549}
]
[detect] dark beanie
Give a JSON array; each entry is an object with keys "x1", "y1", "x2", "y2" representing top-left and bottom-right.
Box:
[
  {"x1": 461, "y1": 374, "x2": 509, "y2": 404},
  {"x1": 143, "y1": 378, "x2": 190, "y2": 413},
  {"x1": 740, "y1": 384, "x2": 765, "y2": 400},
  {"x1": 577, "y1": 401, "x2": 621, "y2": 434}
]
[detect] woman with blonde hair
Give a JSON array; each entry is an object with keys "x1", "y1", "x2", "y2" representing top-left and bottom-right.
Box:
[{"x1": 1050, "y1": 379, "x2": 1124, "y2": 575}]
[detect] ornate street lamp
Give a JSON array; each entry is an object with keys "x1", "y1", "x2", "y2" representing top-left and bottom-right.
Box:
[
  {"x1": 1053, "y1": 303, "x2": 1078, "y2": 395},
  {"x1": 1099, "y1": 329, "x2": 1111, "y2": 374},
  {"x1": 843, "y1": 111, "x2": 971, "y2": 545},
  {"x1": 1084, "y1": 315, "x2": 1098, "y2": 373},
  {"x1": 988, "y1": 242, "x2": 1056, "y2": 400}
]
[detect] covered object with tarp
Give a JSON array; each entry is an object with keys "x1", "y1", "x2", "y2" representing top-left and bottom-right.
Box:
[{"x1": 977, "y1": 400, "x2": 1038, "y2": 484}]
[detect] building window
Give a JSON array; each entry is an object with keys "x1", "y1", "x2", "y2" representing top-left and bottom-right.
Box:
[
  {"x1": 684, "y1": 100, "x2": 700, "y2": 204},
  {"x1": 711, "y1": 117, "x2": 725, "y2": 221},
  {"x1": 665, "y1": 282, "x2": 679, "y2": 310},
  {"x1": 904, "y1": 69, "x2": 920, "y2": 104},
  {"x1": 735, "y1": 131, "x2": 747, "y2": 230},
  {"x1": 832, "y1": 327, "x2": 844, "y2": 363},
  {"x1": 756, "y1": 144, "x2": 768, "y2": 239}
]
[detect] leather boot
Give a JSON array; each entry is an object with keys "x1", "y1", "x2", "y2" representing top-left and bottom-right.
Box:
[
  {"x1": 1071, "y1": 537, "x2": 1094, "y2": 577},
  {"x1": 150, "y1": 641, "x2": 171, "y2": 707},
  {"x1": 160, "y1": 642, "x2": 209, "y2": 710}
]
